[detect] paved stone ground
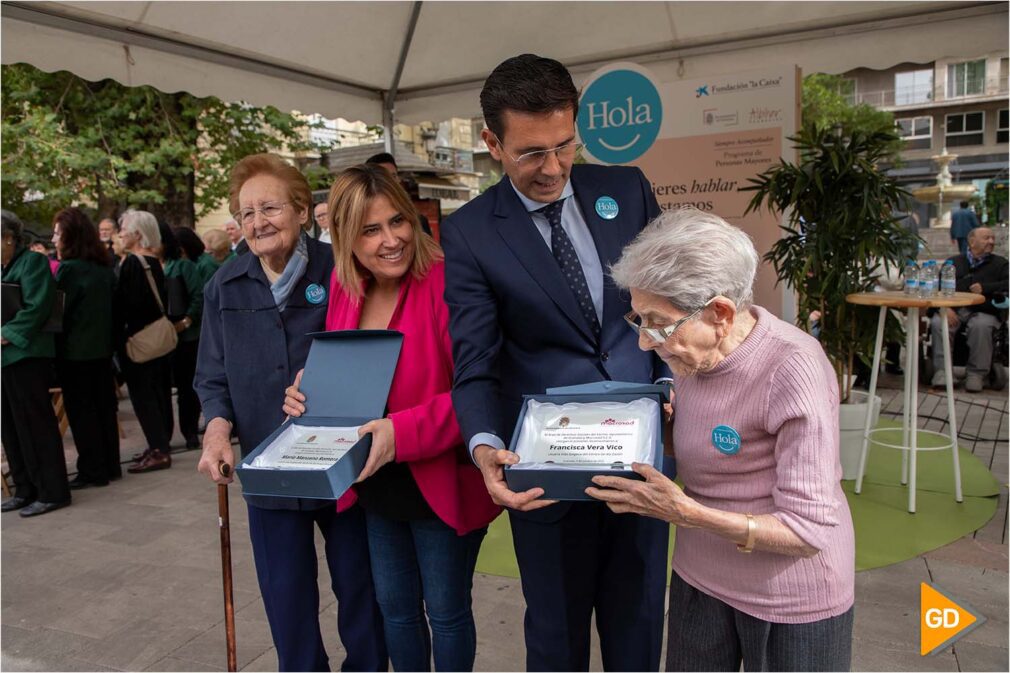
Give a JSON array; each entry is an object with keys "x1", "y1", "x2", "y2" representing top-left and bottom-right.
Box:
[{"x1": 1, "y1": 378, "x2": 1006, "y2": 672}]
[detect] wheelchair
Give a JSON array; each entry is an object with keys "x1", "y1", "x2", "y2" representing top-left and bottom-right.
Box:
[{"x1": 919, "y1": 296, "x2": 1008, "y2": 390}]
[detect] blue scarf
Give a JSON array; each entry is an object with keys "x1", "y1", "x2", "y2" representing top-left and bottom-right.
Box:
[{"x1": 270, "y1": 233, "x2": 309, "y2": 311}]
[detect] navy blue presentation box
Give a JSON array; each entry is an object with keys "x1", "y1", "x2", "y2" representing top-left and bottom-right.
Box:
[
  {"x1": 235, "y1": 329, "x2": 403, "y2": 500},
  {"x1": 504, "y1": 380, "x2": 669, "y2": 501}
]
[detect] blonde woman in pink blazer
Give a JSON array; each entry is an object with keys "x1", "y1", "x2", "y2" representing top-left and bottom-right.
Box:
[{"x1": 284, "y1": 164, "x2": 500, "y2": 672}]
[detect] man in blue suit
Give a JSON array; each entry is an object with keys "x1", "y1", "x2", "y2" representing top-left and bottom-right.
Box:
[
  {"x1": 950, "y1": 201, "x2": 979, "y2": 256},
  {"x1": 441, "y1": 54, "x2": 669, "y2": 671}
]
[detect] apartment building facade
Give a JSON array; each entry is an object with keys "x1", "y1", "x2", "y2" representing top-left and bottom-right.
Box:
[{"x1": 842, "y1": 51, "x2": 1008, "y2": 225}]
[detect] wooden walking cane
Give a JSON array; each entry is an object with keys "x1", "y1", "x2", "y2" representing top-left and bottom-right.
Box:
[{"x1": 218, "y1": 462, "x2": 238, "y2": 672}]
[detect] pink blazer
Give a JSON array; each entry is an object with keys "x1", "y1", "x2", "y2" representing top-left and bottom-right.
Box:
[{"x1": 326, "y1": 261, "x2": 500, "y2": 534}]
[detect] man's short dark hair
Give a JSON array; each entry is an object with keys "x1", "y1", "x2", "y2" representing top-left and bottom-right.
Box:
[
  {"x1": 366, "y1": 152, "x2": 397, "y2": 168},
  {"x1": 480, "y1": 54, "x2": 579, "y2": 140},
  {"x1": 960, "y1": 201, "x2": 969, "y2": 209}
]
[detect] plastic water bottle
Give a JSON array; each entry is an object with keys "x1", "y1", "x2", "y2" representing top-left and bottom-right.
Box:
[
  {"x1": 904, "y1": 260, "x2": 919, "y2": 295},
  {"x1": 919, "y1": 260, "x2": 936, "y2": 297},
  {"x1": 941, "y1": 260, "x2": 957, "y2": 296}
]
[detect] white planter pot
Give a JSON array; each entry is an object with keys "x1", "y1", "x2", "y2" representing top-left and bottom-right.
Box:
[{"x1": 838, "y1": 389, "x2": 881, "y2": 480}]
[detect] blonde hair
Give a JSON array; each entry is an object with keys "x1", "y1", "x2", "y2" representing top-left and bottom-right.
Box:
[
  {"x1": 327, "y1": 164, "x2": 441, "y2": 299},
  {"x1": 228, "y1": 153, "x2": 311, "y2": 228},
  {"x1": 202, "y1": 228, "x2": 231, "y2": 261}
]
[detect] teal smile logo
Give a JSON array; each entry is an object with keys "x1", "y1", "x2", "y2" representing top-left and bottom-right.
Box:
[
  {"x1": 711, "y1": 425, "x2": 741, "y2": 455},
  {"x1": 305, "y1": 283, "x2": 326, "y2": 305},
  {"x1": 579, "y1": 64, "x2": 663, "y2": 164}
]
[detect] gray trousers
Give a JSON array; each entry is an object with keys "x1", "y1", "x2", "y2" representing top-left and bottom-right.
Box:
[
  {"x1": 930, "y1": 309, "x2": 1000, "y2": 376},
  {"x1": 665, "y1": 570, "x2": 853, "y2": 672}
]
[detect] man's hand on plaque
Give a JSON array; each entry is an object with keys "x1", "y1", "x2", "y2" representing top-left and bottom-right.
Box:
[
  {"x1": 356, "y1": 418, "x2": 396, "y2": 483},
  {"x1": 473, "y1": 444, "x2": 556, "y2": 511}
]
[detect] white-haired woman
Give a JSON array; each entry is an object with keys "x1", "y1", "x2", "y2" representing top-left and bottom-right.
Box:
[
  {"x1": 115, "y1": 210, "x2": 175, "y2": 473},
  {"x1": 586, "y1": 208, "x2": 854, "y2": 672}
]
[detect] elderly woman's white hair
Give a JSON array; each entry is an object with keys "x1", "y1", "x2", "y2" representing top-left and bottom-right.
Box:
[
  {"x1": 611, "y1": 207, "x2": 759, "y2": 311},
  {"x1": 118, "y1": 209, "x2": 161, "y2": 249}
]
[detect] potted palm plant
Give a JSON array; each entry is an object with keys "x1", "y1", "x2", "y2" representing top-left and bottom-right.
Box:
[{"x1": 744, "y1": 122, "x2": 918, "y2": 478}]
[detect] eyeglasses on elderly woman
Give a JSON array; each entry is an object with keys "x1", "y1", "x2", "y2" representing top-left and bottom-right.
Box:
[
  {"x1": 233, "y1": 201, "x2": 290, "y2": 226},
  {"x1": 623, "y1": 297, "x2": 716, "y2": 344}
]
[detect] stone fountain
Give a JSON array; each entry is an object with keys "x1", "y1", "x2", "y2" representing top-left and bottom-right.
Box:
[{"x1": 911, "y1": 148, "x2": 977, "y2": 228}]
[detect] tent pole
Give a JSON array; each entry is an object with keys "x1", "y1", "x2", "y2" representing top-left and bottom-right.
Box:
[
  {"x1": 384, "y1": 1, "x2": 422, "y2": 156},
  {"x1": 383, "y1": 105, "x2": 395, "y2": 154}
]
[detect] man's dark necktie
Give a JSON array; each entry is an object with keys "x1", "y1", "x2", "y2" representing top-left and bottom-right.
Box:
[{"x1": 536, "y1": 198, "x2": 601, "y2": 341}]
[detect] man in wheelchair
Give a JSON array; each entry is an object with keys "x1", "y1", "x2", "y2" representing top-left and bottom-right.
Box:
[{"x1": 929, "y1": 227, "x2": 1009, "y2": 392}]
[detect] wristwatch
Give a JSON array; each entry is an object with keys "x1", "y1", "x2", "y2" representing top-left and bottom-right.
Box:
[{"x1": 736, "y1": 514, "x2": 757, "y2": 553}]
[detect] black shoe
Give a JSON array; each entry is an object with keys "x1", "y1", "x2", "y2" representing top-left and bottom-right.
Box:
[
  {"x1": 19, "y1": 500, "x2": 71, "y2": 517},
  {"x1": 1, "y1": 496, "x2": 35, "y2": 513},
  {"x1": 885, "y1": 364, "x2": 904, "y2": 375},
  {"x1": 184, "y1": 434, "x2": 200, "y2": 450},
  {"x1": 69, "y1": 476, "x2": 110, "y2": 490}
]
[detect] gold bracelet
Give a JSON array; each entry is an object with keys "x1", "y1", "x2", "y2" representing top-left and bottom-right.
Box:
[{"x1": 736, "y1": 514, "x2": 757, "y2": 553}]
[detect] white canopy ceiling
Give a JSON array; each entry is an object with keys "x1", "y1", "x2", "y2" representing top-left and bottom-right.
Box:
[{"x1": 2, "y1": 1, "x2": 1007, "y2": 125}]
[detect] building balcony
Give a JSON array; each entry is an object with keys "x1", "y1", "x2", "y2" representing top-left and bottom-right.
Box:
[{"x1": 853, "y1": 76, "x2": 1009, "y2": 111}]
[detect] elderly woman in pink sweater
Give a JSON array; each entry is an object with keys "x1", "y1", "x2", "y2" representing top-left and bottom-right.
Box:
[
  {"x1": 587, "y1": 208, "x2": 854, "y2": 672},
  {"x1": 283, "y1": 164, "x2": 500, "y2": 672}
]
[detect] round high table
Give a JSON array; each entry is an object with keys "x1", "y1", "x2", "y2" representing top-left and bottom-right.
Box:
[{"x1": 845, "y1": 290, "x2": 984, "y2": 513}]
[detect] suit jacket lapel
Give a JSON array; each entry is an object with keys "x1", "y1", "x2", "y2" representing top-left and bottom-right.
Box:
[
  {"x1": 493, "y1": 178, "x2": 596, "y2": 344},
  {"x1": 571, "y1": 167, "x2": 626, "y2": 337}
]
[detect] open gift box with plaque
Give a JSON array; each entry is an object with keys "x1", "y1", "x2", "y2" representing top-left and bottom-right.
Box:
[
  {"x1": 235, "y1": 329, "x2": 403, "y2": 500},
  {"x1": 504, "y1": 381, "x2": 669, "y2": 501}
]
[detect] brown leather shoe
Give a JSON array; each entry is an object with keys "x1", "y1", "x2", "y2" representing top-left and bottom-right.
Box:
[
  {"x1": 127, "y1": 450, "x2": 172, "y2": 473},
  {"x1": 131, "y1": 448, "x2": 153, "y2": 462}
]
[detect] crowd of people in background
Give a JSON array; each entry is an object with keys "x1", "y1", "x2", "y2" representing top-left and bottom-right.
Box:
[{"x1": 0, "y1": 203, "x2": 245, "y2": 516}]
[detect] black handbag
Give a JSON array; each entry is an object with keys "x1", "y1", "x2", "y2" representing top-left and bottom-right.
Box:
[
  {"x1": 165, "y1": 275, "x2": 190, "y2": 322},
  {"x1": 1, "y1": 282, "x2": 65, "y2": 333}
]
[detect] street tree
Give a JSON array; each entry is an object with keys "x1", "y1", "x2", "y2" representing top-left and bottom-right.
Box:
[{"x1": 2, "y1": 63, "x2": 335, "y2": 230}]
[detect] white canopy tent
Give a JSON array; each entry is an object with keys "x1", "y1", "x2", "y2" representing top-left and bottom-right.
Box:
[{"x1": 2, "y1": 1, "x2": 1007, "y2": 133}]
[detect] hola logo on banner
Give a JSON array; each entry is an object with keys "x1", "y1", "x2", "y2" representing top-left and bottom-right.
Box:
[
  {"x1": 578, "y1": 63, "x2": 662, "y2": 164},
  {"x1": 920, "y1": 583, "x2": 986, "y2": 656}
]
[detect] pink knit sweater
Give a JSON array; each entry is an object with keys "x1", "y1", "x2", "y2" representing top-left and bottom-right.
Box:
[{"x1": 671, "y1": 306, "x2": 855, "y2": 623}]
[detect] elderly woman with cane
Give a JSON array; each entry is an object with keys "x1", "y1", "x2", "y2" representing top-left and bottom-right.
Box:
[
  {"x1": 194, "y1": 153, "x2": 385, "y2": 672},
  {"x1": 586, "y1": 208, "x2": 855, "y2": 672}
]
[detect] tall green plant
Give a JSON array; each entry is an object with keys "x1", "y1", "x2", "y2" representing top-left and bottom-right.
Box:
[{"x1": 744, "y1": 122, "x2": 917, "y2": 402}]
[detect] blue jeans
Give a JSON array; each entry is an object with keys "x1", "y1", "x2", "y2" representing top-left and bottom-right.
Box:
[{"x1": 364, "y1": 511, "x2": 487, "y2": 671}]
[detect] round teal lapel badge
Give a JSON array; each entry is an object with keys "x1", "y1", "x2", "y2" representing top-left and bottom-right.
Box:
[
  {"x1": 711, "y1": 425, "x2": 741, "y2": 455},
  {"x1": 305, "y1": 283, "x2": 326, "y2": 305},
  {"x1": 595, "y1": 196, "x2": 619, "y2": 220}
]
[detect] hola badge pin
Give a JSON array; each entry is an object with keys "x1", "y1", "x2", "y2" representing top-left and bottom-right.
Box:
[
  {"x1": 305, "y1": 283, "x2": 327, "y2": 305},
  {"x1": 711, "y1": 425, "x2": 741, "y2": 455},
  {"x1": 595, "y1": 196, "x2": 619, "y2": 220}
]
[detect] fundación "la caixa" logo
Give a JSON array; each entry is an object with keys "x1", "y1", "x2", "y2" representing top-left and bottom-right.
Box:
[{"x1": 578, "y1": 63, "x2": 663, "y2": 164}]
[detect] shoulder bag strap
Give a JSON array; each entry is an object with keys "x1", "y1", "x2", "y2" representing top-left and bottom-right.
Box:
[{"x1": 133, "y1": 253, "x2": 167, "y2": 317}]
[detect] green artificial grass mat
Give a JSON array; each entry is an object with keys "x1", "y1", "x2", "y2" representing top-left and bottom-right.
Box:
[
  {"x1": 843, "y1": 420, "x2": 1001, "y2": 570},
  {"x1": 474, "y1": 421, "x2": 1000, "y2": 578}
]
